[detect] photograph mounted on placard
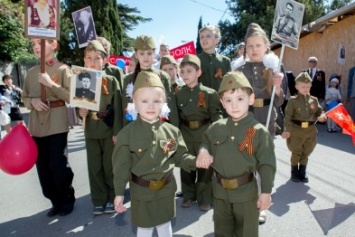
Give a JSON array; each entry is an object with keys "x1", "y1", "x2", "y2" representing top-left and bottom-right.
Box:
[
  {"x1": 72, "y1": 6, "x2": 97, "y2": 48},
  {"x1": 70, "y1": 65, "x2": 102, "y2": 111},
  {"x1": 24, "y1": 0, "x2": 60, "y2": 39},
  {"x1": 271, "y1": 0, "x2": 305, "y2": 49}
]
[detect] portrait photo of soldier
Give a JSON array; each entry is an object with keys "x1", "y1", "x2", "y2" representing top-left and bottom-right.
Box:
[
  {"x1": 271, "y1": 0, "x2": 304, "y2": 49},
  {"x1": 75, "y1": 71, "x2": 96, "y2": 102},
  {"x1": 72, "y1": 6, "x2": 97, "y2": 48}
]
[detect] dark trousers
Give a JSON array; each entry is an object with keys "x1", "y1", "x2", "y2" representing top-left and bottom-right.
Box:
[{"x1": 33, "y1": 133, "x2": 75, "y2": 208}]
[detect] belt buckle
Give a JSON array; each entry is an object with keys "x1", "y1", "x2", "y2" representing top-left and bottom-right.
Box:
[
  {"x1": 189, "y1": 121, "x2": 199, "y2": 129},
  {"x1": 301, "y1": 122, "x2": 309, "y2": 128},
  {"x1": 90, "y1": 112, "x2": 99, "y2": 120},
  {"x1": 149, "y1": 179, "x2": 165, "y2": 191},
  {"x1": 253, "y1": 99, "x2": 264, "y2": 108},
  {"x1": 221, "y1": 178, "x2": 239, "y2": 189}
]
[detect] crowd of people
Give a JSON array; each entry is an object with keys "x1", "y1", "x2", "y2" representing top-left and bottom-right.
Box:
[{"x1": 1, "y1": 21, "x2": 355, "y2": 237}]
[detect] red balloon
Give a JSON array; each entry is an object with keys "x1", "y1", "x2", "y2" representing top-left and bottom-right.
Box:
[{"x1": 0, "y1": 124, "x2": 38, "y2": 175}]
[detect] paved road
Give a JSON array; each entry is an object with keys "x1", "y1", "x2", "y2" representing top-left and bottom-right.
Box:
[{"x1": 0, "y1": 108, "x2": 354, "y2": 236}]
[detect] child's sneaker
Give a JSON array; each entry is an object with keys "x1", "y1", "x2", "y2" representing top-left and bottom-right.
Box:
[
  {"x1": 104, "y1": 202, "x2": 115, "y2": 214},
  {"x1": 93, "y1": 206, "x2": 104, "y2": 215}
]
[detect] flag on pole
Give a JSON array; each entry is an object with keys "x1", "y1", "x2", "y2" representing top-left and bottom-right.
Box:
[{"x1": 325, "y1": 103, "x2": 355, "y2": 145}]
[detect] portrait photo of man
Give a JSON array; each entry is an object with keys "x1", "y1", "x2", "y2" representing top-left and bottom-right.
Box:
[
  {"x1": 72, "y1": 6, "x2": 97, "y2": 48},
  {"x1": 271, "y1": 0, "x2": 304, "y2": 49},
  {"x1": 75, "y1": 72, "x2": 96, "y2": 102}
]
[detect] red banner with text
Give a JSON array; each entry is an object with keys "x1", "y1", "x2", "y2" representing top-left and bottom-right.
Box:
[{"x1": 170, "y1": 41, "x2": 196, "y2": 59}]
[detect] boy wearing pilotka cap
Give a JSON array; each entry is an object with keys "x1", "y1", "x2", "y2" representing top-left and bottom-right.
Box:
[
  {"x1": 196, "y1": 71, "x2": 276, "y2": 236},
  {"x1": 176, "y1": 54, "x2": 223, "y2": 211},
  {"x1": 78, "y1": 40, "x2": 123, "y2": 215},
  {"x1": 281, "y1": 72, "x2": 327, "y2": 183}
]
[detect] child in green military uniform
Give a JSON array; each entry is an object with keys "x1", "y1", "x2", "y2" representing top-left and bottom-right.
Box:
[
  {"x1": 112, "y1": 71, "x2": 200, "y2": 237},
  {"x1": 78, "y1": 40, "x2": 123, "y2": 215},
  {"x1": 196, "y1": 71, "x2": 276, "y2": 237},
  {"x1": 160, "y1": 55, "x2": 184, "y2": 94},
  {"x1": 239, "y1": 23, "x2": 285, "y2": 137},
  {"x1": 22, "y1": 38, "x2": 75, "y2": 217},
  {"x1": 96, "y1": 36, "x2": 125, "y2": 91},
  {"x1": 281, "y1": 72, "x2": 327, "y2": 182},
  {"x1": 198, "y1": 25, "x2": 231, "y2": 93},
  {"x1": 176, "y1": 54, "x2": 223, "y2": 211},
  {"x1": 122, "y1": 35, "x2": 179, "y2": 127}
]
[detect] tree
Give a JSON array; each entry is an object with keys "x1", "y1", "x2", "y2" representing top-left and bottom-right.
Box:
[
  {"x1": 218, "y1": 0, "x2": 331, "y2": 57},
  {"x1": 195, "y1": 16, "x2": 203, "y2": 54},
  {"x1": 118, "y1": 4, "x2": 152, "y2": 52},
  {"x1": 0, "y1": 0, "x2": 36, "y2": 63},
  {"x1": 58, "y1": 1, "x2": 151, "y2": 65}
]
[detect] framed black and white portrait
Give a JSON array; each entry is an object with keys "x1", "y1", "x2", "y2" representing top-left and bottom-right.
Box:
[{"x1": 72, "y1": 6, "x2": 97, "y2": 48}]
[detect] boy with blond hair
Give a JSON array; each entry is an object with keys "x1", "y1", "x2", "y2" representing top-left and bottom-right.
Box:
[{"x1": 198, "y1": 26, "x2": 231, "y2": 93}]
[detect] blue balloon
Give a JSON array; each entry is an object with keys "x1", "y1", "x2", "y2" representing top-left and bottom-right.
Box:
[
  {"x1": 327, "y1": 100, "x2": 339, "y2": 111},
  {"x1": 116, "y1": 59, "x2": 126, "y2": 70}
]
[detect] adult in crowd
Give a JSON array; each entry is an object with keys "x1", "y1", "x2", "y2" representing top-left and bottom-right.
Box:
[
  {"x1": 0, "y1": 75, "x2": 26, "y2": 129},
  {"x1": 304, "y1": 56, "x2": 326, "y2": 110}
]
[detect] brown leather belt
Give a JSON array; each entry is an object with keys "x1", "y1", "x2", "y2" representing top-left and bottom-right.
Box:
[
  {"x1": 291, "y1": 120, "x2": 316, "y2": 128},
  {"x1": 215, "y1": 172, "x2": 254, "y2": 189},
  {"x1": 89, "y1": 111, "x2": 108, "y2": 120},
  {"x1": 253, "y1": 98, "x2": 271, "y2": 108},
  {"x1": 181, "y1": 118, "x2": 210, "y2": 129},
  {"x1": 131, "y1": 172, "x2": 173, "y2": 191},
  {"x1": 47, "y1": 100, "x2": 65, "y2": 108}
]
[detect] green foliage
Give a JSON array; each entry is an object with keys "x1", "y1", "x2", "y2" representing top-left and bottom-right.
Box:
[
  {"x1": 58, "y1": 1, "x2": 151, "y2": 65},
  {"x1": 0, "y1": 0, "x2": 36, "y2": 63}
]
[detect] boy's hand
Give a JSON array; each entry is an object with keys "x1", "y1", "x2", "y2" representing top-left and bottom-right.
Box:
[
  {"x1": 196, "y1": 148, "x2": 213, "y2": 169},
  {"x1": 38, "y1": 73, "x2": 59, "y2": 88},
  {"x1": 79, "y1": 108, "x2": 88, "y2": 118},
  {"x1": 31, "y1": 98, "x2": 49, "y2": 111},
  {"x1": 112, "y1": 136, "x2": 117, "y2": 145},
  {"x1": 257, "y1": 193, "x2": 271, "y2": 211},
  {"x1": 114, "y1": 195, "x2": 126, "y2": 213},
  {"x1": 318, "y1": 114, "x2": 327, "y2": 122},
  {"x1": 281, "y1": 131, "x2": 290, "y2": 139}
]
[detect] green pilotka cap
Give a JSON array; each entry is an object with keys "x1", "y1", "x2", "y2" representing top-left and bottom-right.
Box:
[
  {"x1": 180, "y1": 54, "x2": 201, "y2": 68},
  {"x1": 133, "y1": 35, "x2": 156, "y2": 50},
  {"x1": 295, "y1": 72, "x2": 312, "y2": 83},
  {"x1": 86, "y1": 40, "x2": 107, "y2": 55},
  {"x1": 218, "y1": 71, "x2": 253, "y2": 93},
  {"x1": 133, "y1": 71, "x2": 164, "y2": 94},
  {"x1": 160, "y1": 55, "x2": 177, "y2": 69}
]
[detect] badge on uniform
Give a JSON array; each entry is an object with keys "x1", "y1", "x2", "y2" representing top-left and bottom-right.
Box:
[
  {"x1": 197, "y1": 92, "x2": 207, "y2": 109},
  {"x1": 163, "y1": 138, "x2": 175, "y2": 154}
]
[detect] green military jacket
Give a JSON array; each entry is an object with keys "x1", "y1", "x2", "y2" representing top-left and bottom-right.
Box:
[
  {"x1": 283, "y1": 93, "x2": 323, "y2": 132},
  {"x1": 240, "y1": 61, "x2": 284, "y2": 128},
  {"x1": 176, "y1": 83, "x2": 223, "y2": 142},
  {"x1": 112, "y1": 117, "x2": 196, "y2": 198},
  {"x1": 122, "y1": 68, "x2": 179, "y2": 127},
  {"x1": 103, "y1": 63, "x2": 124, "y2": 92},
  {"x1": 200, "y1": 113, "x2": 276, "y2": 203},
  {"x1": 83, "y1": 73, "x2": 123, "y2": 139},
  {"x1": 22, "y1": 60, "x2": 71, "y2": 137},
  {"x1": 198, "y1": 51, "x2": 231, "y2": 92}
]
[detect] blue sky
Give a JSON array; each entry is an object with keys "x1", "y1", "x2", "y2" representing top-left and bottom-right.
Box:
[{"x1": 120, "y1": 0, "x2": 234, "y2": 49}]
